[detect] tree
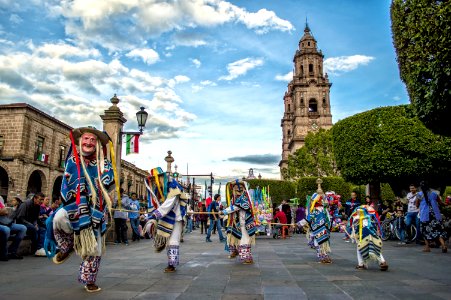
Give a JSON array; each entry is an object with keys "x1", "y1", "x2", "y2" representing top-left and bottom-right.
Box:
[
  {"x1": 286, "y1": 129, "x2": 339, "y2": 179},
  {"x1": 391, "y1": 0, "x2": 451, "y2": 136},
  {"x1": 332, "y1": 105, "x2": 451, "y2": 197}
]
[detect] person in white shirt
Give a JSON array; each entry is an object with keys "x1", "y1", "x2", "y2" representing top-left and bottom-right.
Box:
[{"x1": 405, "y1": 184, "x2": 421, "y2": 243}]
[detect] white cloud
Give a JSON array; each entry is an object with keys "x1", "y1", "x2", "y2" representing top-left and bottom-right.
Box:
[
  {"x1": 125, "y1": 48, "x2": 159, "y2": 65},
  {"x1": 324, "y1": 55, "x2": 374, "y2": 75},
  {"x1": 35, "y1": 42, "x2": 101, "y2": 58},
  {"x1": 51, "y1": 0, "x2": 293, "y2": 50},
  {"x1": 172, "y1": 32, "x2": 207, "y2": 47},
  {"x1": 9, "y1": 14, "x2": 23, "y2": 24},
  {"x1": 237, "y1": 8, "x2": 294, "y2": 34},
  {"x1": 0, "y1": 39, "x2": 14, "y2": 46},
  {"x1": 0, "y1": 46, "x2": 195, "y2": 139},
  {"x1": 200, "y1": 80, "x2": 217, "y2": 86},
  {"x1": 275, "y1": 71, "x2": 292, "y2": 82},
  {"x1": 174, "y1": 75, "x2": 190, "y2": 83},
  {"x1": 190, "y1": 58, "x2": 201, "y2": 68},
  {"x1": 219, "y1": 57, "x2": 264, "y2": 81}
]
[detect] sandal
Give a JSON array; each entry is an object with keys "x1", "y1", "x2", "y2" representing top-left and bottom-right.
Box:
[
  {"x1": 84, "y1": 284, "x2": 101, "y2": 293},
  {"x1": 379, "y1": 262, "x2": 389, "y2": 271},
  {"x1": 355, "y1": 265, "x2": 366, "y2": 270},
  {"x1": 52, "y1": 250, "x2": 73, "y2": 265},
  {"x1": 164, "y1": 265, "x2": 176, "y2": 273}
]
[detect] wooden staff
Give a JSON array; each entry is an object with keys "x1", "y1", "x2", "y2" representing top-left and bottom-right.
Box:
[
  {"x1": 186, "y1": 211, "x2": 219, "y2": 215},
  {"x1": 268, "y1": 222, "x2": 296, "y2": 226}
]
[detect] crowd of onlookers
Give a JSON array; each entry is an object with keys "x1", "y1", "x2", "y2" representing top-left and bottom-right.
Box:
[
  {"x1": 0, "y1": 193, "x2": 62, "y2": 261},
  {"x1": 2, "y1": 182, "x2": 449, "y2": 262}
]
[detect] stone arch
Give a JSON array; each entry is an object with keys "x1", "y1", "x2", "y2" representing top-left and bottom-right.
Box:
[
  {"x1": 0, "y1": 165, "x2": 10, "y2": 200},
  {"x1": 309, "y1": 98, "x2": 318, "y2": 112},
  {"x1": 51, "y1": 175, "x2": 63, "y2": 201},
  {"x1": 26, "y1": 169, "x2": 47, "y2": 197}
]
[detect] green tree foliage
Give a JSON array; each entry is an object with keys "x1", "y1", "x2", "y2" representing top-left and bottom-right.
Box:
[
  {"x1": 286, "y1": 129, "x2": 339, "y2": 179},
  {"x1": 247, "y1": 179, "x2": 296, "y2": 206},
  {"x1": 332, "y1": 105, "x2": 451, "y2": 192},
  {"x1": 391, "y1": 0, "x2": 451, "y2": 136},
  {"x1": 296, "y1": 177, "x2": 352, "y2": 204},
  {"x1": 381, "y1": 183, "x2": 396, "y2": 201}
]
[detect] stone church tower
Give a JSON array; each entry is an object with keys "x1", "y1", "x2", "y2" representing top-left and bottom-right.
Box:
[{"x1": 279, "y1": 22, "x2": 333, "y2": 176}]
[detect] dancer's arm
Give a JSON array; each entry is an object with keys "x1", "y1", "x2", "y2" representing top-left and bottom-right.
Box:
[
  {"x1": 150, "y1": 195, "x2": 177, "y2": 219},
  {"x1": 220, "y1": 204, "x2": 240, "y2": 215}
]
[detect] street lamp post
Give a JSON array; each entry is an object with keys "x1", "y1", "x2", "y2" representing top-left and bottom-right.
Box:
[
  {"x1": 101, "y1": 94, "x2": 149, "y2": 191},
  {"x1": 122, "y1": 106, "x2": 149, "y2": 136}
]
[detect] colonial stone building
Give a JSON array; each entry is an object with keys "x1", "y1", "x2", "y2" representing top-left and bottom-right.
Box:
[
  {"x1": 279, "y1": 23, "x2": 333, "y2": 176},
  {"x1": 0, "y1": 103, "x2": 148, "y2": 203}
]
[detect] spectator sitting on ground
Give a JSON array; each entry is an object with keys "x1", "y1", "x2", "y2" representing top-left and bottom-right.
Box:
[
  {"x1": 38, "y1": 196, "x2": 52, "y2": 249},
  {"x1": 0, "y1": 196, "x2": 27, "y2": 261},
  {"x1": 49, "y1": 197, "x2": 62, "y2": 215},
  {"x1": 9, "y1": 196, "x2": 23, "y2": 221},
  {"x1": 15, "y1": 192, "x2": 46, "y2": 256}
]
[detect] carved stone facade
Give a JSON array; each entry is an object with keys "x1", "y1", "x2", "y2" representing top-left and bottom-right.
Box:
[
  {"x1": 0, "y1": 103, "x2": 148, "y2": 202},
  {"x1": 279, "y1": 23, "x2": 333, "y2": 176}
]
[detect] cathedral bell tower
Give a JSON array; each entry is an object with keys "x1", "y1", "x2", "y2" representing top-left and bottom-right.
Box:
[{"x1": 279, "y1": 22, "x2": 333, "y2": 177}]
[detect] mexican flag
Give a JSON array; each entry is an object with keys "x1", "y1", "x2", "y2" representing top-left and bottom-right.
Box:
[
  {"x1": 126, "y1": 134, "x2": 139, "y2": 155},
  {"x1": 38, "y1": 153, "x2": 49, "y2": 163}
]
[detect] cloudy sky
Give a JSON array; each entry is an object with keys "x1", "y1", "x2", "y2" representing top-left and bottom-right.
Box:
[{"x1": 0, "y1": 0, "x2": 408, "y2": 184}]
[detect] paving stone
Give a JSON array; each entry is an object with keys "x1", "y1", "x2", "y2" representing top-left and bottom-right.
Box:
[{"x1": 1, "y1": 232, "x2": 450, "y2": 299}]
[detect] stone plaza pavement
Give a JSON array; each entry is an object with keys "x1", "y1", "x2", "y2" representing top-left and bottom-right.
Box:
[{"x1": 2, "y1": 231, "x2": 451, "y2": 300}]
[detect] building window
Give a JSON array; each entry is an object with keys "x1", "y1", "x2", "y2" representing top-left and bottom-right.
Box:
[
  {"x1": 288, "y1": 104, "x2": 291, "y2": 111},
  {"x1": 309, "y1": 99, "x2": 318, "y2": 112},
  {"x1": 0, "y1": 135, "x2": 3, "y2": 150},
  {"x1": 309, "y1": 64, "x2": 313, "y2": 73},
  {"x1": 35, "y1": 136, "x2": 44, "y2": 161},
  {"x1": 58, "y1": 145, "x2": 66, "y2": 168},
  {"x1": 308, "y1": 42, "x2": 310, "y2": 46},
  {"x1": 300, "y1": 65, "x2": 304, "y2": 76},
  {"x1": 288, "y1": 130, "x2": 291, "y2": 136}
]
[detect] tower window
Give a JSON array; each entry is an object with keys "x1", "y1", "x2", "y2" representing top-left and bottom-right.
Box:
[
  {"x1": 288, "y1": 104, "x2": 291, "y2": 111},
  {"x1": 288, "y1": 130, "x2": 291, "y2": 136},
  {"x1": 309, "y1": 64, "x2": 313, "y2": 74},
  {"x1": 308, "y1": 42, "x2": 310, "y2": 46},
  {"x1": 300, "y1": 65, "x2": 304, "y2": 76},
  {"x1": 309, "y1": 99, "x2": 318, "y2": 112}
]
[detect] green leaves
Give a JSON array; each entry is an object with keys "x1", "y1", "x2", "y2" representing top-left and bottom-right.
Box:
[
  {"x1": 391, "y1": 0, "x2": 451, "y2": 136},
  {"x1": 286, "y1": 129, "x2": 339, "y2": 179},
  {"x1": 332, "y1": 105, "x2": 451, "y2": 188}
]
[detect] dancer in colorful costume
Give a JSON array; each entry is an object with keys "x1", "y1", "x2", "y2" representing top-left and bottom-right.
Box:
[
  {"x1": 325, "y1": 191, "x2": 342, "y2": 232},
  {"x1": 47, "y1": 126, "x2": 116, "y2": 293},
  {"x1": 145, "y1": 167, "x2": 189, "y2": 273},
  {"x1": 348, "y1": 204, "x2": 388, "y2": 270},
  {"x1": 221, "y1": 180, "x2": 256, "y2": 264},
  {"x1": 305, "y1": 193, "x2": 332, "y2": 263}
]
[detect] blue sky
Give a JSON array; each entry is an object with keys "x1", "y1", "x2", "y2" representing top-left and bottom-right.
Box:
[{"x1": 0, "y1": 0, "x2": 409, "y2": 184}]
